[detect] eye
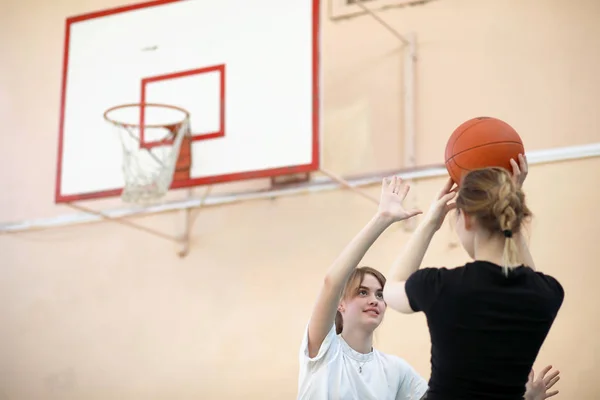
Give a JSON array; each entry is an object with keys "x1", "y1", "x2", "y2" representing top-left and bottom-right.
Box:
[
  {"x1": 358, "y1": 289, "x2": 368, "y2": 296},
  {"x1": 376, "y1": 292, "x2": 384, "y2": 300}
]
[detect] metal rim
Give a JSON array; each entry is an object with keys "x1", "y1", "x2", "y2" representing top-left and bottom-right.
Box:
[{"x1": 103, "y1": 103, "x2": 190, "y2": 128}]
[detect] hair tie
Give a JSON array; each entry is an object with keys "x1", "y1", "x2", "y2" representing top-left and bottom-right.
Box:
[{"x1": 503, "y1": 229, "x2": 513, "y2": 238}]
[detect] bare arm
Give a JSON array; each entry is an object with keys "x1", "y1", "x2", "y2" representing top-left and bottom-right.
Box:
[
  {"x1": 388, "y1": 220, "x2": 437, "y2": 282},
  {"x1": 383, "y1": 178, "x2": 456, "y2": 314},
  {"x1": 307, "y1": 177, "x2": 422, "y2": 358},
  {"x1": 383, "y1": 220, "x2": 437, "y2": 313},
  {"x1": 307, "y1": 213, "x2": 392, "y2": 357}
]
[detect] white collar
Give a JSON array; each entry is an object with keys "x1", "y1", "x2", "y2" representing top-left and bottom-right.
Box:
[{"x1": 338, "y1": 334, "x2": 375, "y2": 363}]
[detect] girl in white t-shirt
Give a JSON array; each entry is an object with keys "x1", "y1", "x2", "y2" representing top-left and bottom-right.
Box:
[
  {"x1": 297, "y1": 177, "x2": 427, "y2": 400},
  {"x1": 297, "y1": 177, "x2": 561, "y2": 400}
]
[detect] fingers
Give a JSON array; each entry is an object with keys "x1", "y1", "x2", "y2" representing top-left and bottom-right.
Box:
[
  {"x1": 511, "y1": 153, "x2": 528, "y2": 182},
  {"x1": 437, "y1": 177, "x2": 454, "y2": 199},
  {"x1": 546, "y1": 390, "x2": 559, "y2": 398},
  {"x1": 382, "y1": 177, "x2": 395, "y2": 196},
  {"x1": 528, "y1": 369, "x2": 535, "y2": 382},
  {"x1": 544, "y1": 367, "x2": 560, "y2": 389},
  {"x1": 382, "y1": 176, "x2": 395, "y2": 191},
  {"x1": 545, "y1": 374, "x2": 560, "y2": 389},
  {"x1": 394, "y1": 176, "x2": 412, "y2": 198},
  {"x1": 381, "y1": 178, "x2": 389, "y2": 194},
  {"x1": 519, "y1": 153, "x2": 528, "y2": 174},
  {"x1": 439, "y1": 191, "x2": 456, "y2": 205},
  {"x1": 383, "y1": 176, "x2": 396, "y2": 188},
  {"x1": 510, "y1": 158, "x2": 521, "y2": 177},
  {"x1": 398, "y1": 181, "x2": 410, "y2": 199},
  {"x1": 544, "y1": 369, "x2": 559, "y2": 383},
  {"x1": 444, "y1": 176, "x2": 454, "y2": 191},
  {"x1": 406, "y1": 209, "x2": 423, "y2": 218},
  {"x1": 538, "y1": 365, "x2": 552, "y2": 380},
  {"x1": 383, "y1": 175, "x2": 411, "y2": 197}
]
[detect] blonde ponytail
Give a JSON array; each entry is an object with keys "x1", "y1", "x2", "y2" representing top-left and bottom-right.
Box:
[
  {"x1": 501, "y1": 230, "x2": 519, "y2": 276},
  {"x1": 494, "y1": 175, "x2": 521, "y2": 275},
  {"x1": 455, "y1": 166, "x2": 532, "y2": 276}
]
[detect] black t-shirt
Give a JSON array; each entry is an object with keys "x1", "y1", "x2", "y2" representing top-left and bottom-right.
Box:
[{"x1": 405, "y1": 261, "x2": 564, "y2": 400}]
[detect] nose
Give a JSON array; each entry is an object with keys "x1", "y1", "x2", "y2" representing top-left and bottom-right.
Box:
[{"x1": 368, "y1": 296, "x2": 379, "y2": 306}]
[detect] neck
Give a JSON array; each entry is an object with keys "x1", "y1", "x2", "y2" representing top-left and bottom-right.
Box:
[
  {"x1": 473, "y1": 233, "x2": 507, "y2": 266},
  {"x1": 340, "y1": 327, "x2": 374, "y2": 354}
]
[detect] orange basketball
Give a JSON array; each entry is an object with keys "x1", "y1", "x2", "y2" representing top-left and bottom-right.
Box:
[{"x1": 444, "y1": 117, "x2": 525, "y2": 185}]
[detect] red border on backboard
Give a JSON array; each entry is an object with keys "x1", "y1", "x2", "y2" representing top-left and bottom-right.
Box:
[
  {"x1": 140, "y1": 64, "x2": 226, "y2": 149},
  {"x1": 55, "y1": 0, "x2": 320, "y2": 203}
]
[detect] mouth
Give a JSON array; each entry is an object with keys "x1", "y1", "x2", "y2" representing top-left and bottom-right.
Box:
[{"x1": 364, "y1": 308, "x2": 380, "y2": 316}]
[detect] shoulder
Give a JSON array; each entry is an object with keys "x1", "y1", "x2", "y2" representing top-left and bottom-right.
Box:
[
  {"x1": 408, "y1": 266, "x2": 445, "y2": 280},
  {"x1": 297, "y1": 323, "x2": 344, "y2": 399},
  {"x1": 531, "y1": 270, "x2": 565, "y2": 303},
  {"x1": 404, "y1": 267, "x2": 457, "y2": 313},
  {"x1": 299, "y1": 322, "x2": 340, "y2": 365},
  {"x1": 406, "y1": 266, "x2": 458, "y2": 286}
]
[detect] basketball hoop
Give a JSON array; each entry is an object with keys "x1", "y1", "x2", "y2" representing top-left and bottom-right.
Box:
[{"x1": 104, "y1": 103, "x2": 191, "y2": 204}]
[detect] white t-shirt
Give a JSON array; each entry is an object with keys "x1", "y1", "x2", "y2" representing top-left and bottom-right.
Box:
[{"x1": 297, "y1": 324, "x2": 429, "y2": 400}]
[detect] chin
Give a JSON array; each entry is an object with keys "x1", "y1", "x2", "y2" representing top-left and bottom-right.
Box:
[{"x1": 362, "y1": 316, "x2": 383, "y2": 329}]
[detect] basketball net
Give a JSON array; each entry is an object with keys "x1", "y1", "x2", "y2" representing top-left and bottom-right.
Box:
[{"x1": 104, "y1": 103, "x2": 191, "y2": 204}]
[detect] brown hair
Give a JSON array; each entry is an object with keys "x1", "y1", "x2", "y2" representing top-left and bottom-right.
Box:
[
  {"x1": 455, "y1": 167, "x2": 532, "y2": 276},
  {"x1": 335, "y1": 266, "x2": 386, "y2": 334}
]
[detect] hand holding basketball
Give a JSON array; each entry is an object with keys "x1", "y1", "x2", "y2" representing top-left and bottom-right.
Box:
[
  {"x1": 423, "y1": 178, "x2": 457, "y2": 231},
  {"x1": 510, "y1": 153, "x2": 528, "y2": 188},
  {"x1": 377, "y1": 177, "x2": 422, "y2": 222}
]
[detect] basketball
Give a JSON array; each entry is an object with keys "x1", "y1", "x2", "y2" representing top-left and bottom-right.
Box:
[{"x1": 444, "y1": 116, "x2": 525, "y2": 185}]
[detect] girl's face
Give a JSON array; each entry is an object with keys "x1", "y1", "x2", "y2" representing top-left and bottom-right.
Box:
[{"x1": 338, "y1": 274, "x2": 386, "y2": 333}]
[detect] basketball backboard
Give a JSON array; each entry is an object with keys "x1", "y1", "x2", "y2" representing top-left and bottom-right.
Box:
[{"x1": 55, "y1": 0, "x2": 320, "y2": 203}]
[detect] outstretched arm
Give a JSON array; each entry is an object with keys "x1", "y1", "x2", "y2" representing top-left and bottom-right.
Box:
[
  {"x1": 387, "y1": 219, "x2": 437, "y2": 283},
  {"x1": 383, "y1": 178, "x2": 456, "y2": 314},
  {"x1": 383, "y1": 220, "x2": 438, "y2": 314},
  {"x1": 307, "y1": 214, "x2": 391, "y2": 357},
  {"x1": 307, "y1": 177, "x2": 421, "y2": 358}
]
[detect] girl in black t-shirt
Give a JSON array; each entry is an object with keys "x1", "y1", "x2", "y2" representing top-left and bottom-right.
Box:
[{"x1": 382, "y1": 155, "x2": 564, "y2": 400}]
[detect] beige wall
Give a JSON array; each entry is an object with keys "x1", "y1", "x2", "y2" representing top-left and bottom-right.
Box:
[{"x1": 1, "y1": 0, "x2": 600, "y2": 398}]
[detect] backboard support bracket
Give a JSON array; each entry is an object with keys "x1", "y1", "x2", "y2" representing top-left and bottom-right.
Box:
[{"x1": 64, "y1": 185, "x2": 213, "y2": 258}]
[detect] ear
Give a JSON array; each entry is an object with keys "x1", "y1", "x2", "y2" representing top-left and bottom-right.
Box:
[{"x1": 337, "y1": 302, "x2": 345, "y2": 313}]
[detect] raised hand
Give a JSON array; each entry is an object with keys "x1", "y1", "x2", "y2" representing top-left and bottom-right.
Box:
[
  {"x1": 378, "y1": 176, "x2": 422, "y2": 223},
  {"x1": 510, "y1": 153, "x2": 528, "y2": 188},
  {"x1": 423, "y1": 177, "x2": 457, "y2": 231},
  {"x1": 525, "y1": 365, "x2": 560, "y2": 400}
]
